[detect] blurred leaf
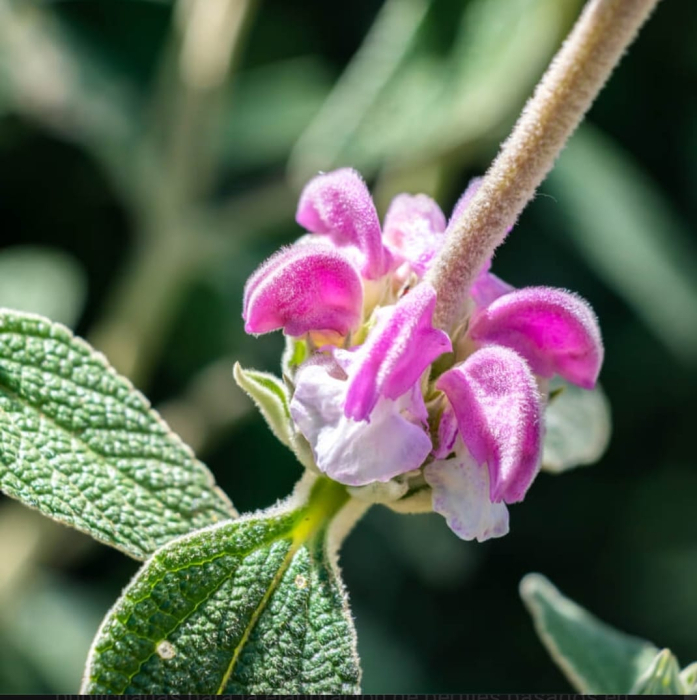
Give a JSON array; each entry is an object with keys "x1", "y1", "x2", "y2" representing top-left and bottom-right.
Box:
[
  {"x1": 1, "y1": 572, "x2": 107, "y2": 693},
  {"x1": 220, "y1": 57, "x2": 331, "y2": 172},
  {"x1": 680, "y1": 661, "x2": 697, "y2": 693},
  {"x1": 290, "y1": 0, "x2": 582, "y2": 182},
  {"x1": 81, "y1": 477, "x2": 361, "y2": 694},
  {"x1": 0, "y1": 310, "x2": 236, "y2": 560},
  {"x1": 542, "y1": 377, "x2": 611, "y2": 474},
  {"x1": 0, "y1": 246, "x2": 87, "y2": 329},
  {"x1": 631, "y1": 649, "x2": 686, "y2": 695},
  {"x1": 549, "y1": 124, "x2": 697, "y2": 365},
  {"x1": 0, "y1": 0, "x2": 140, "y2": 202},
  {"x1": 520, "y1": 573, "x2": 658, "y2": 693}
]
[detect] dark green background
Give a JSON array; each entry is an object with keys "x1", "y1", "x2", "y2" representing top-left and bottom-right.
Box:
[{"x1": 1, "y1": 0, "x2": 696, "y2": 692}]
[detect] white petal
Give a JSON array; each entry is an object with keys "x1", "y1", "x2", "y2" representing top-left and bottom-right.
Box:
[
  {"x1": 290, "y1": 359, "x2": 432, "y2": 486},
  {"x1": 424, "y1": 444, "x2": 509, "y2": 542}
]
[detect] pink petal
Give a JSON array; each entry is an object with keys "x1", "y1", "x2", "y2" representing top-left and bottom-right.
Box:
[
  {"x1": 468, "y1": 287, "x2": 604, "y2": 389},
  {"x1": 296, "y1": 168, "x2": 391, "y2": 280},
  {"x1": 335, "y1": 283, "x2": 452, "y2": 421},
  {"x1": 290, "y1": 358, "x2": 432, "y2": 486},
  {"x1": 470, "y1": 257, "x2": 515, "y2": 308},
  {"x1": 436, "y1": 346, "x2": 542, "y2": 504},
  {"x1": 383, "y1": 194, "x2": 446, "y2": 276},
  {"x1": 243, "y1": 244, "x2": 363, "y2": 337},
  {"x1": 425, "y1": 443, "x2": 510, "y2": 542}
]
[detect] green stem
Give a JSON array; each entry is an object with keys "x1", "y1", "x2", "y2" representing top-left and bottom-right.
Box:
[{"x1": 426, "y1": 0, "x2": 662, "y2": 331}]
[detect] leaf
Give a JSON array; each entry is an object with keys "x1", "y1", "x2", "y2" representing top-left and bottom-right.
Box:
[
  {"x1": 631, "y1": 649, "x2": 686, "y2": 695},
  {"x1": 542, "y1": 377, "x2": 611, "y2": 473},
  {"x1": 680, "y1": 661, "x2": 697, "y2": 694},
  {"x1": 520, "y1": 573, "x2": 659, "y2": 693},
  {"x1": 549, "y1": 124, "x2": 697, "y2": 365},
  {"x1": 233, "y1": 362, "x2": 292, "y2": 448},
  {"x1": 0, "y1": 246, "x2": 87, "y2": 329},
  {"x1": 0, "y1": 310, "x2": 236, "y2": 560},
  {"x1": 81, "y1": 476, "x2": 361, "y2": 695}
]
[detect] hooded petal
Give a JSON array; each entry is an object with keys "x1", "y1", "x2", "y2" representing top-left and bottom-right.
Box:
[
  {"x1": 468, "y1": 287, "x2": 604, "y2": 388},
  {"x1": 290, "y1": 357, "x2": 432, "y2": 486},
  {"x1": 436, "y1": 346, "x2": 542, "y2": 503},
  {"x1": 243, "y1": 244, "x2": 363, "y2": 337},
  {"x1": 334, "y1": 283, "x2": 452, "y2": 421},
  {"x1": 296, "y1": 168, "x2": 391, "y2": 279},
  {"x1": 425, "y1": 442, "x2": 509, "y2": 542},
  {"x1": 383, "y1": 194, "x2": 447, "y2": 276}
]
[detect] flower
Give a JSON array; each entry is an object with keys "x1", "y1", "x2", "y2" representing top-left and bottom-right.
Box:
[{"x1": 239, "y1": 168, "x2": 606, "y2": 542}]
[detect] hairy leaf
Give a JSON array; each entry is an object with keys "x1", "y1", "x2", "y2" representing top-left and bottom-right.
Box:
[
  {"x1": 520, "y1": 573, "x2": 658, "y2": 693},
  {"x1": 0, "y1": 310, "x2": 235, "y2": 560},
  {"x1": 233, "y1": 362, "x2": 292, "y2": 447},
  {"x1": 81, "y1": 477, "x2": 361, "y2": 694}
]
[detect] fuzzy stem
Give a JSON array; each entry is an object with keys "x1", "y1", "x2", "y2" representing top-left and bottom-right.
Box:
[{"x1": 426, "y1": 0, "x2": 661, "y2": 330}]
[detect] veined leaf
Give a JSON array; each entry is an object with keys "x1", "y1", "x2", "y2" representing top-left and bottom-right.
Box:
[
  {"x1": 520, "y1": 573, "x2": 658, "y2": 693},
  {"x1": 0, "y1": 310, "x2": 235, "y2": 560},
  {"x1": 81, "y1": 476, "x2": 361, "y2": 694}
]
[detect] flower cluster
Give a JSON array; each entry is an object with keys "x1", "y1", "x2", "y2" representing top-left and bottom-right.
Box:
[{"x1": 241, "y1": 168, "x2": 604, "y2": 541}]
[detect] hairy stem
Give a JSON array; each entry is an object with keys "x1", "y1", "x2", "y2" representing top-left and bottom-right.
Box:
[{"x1": 426, "y1": 0, "x2": 661, "y2": 330}]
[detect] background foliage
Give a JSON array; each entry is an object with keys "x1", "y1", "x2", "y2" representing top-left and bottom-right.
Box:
[{"x1": 1, "y1": 0, "x2": 696, "y2": 692}]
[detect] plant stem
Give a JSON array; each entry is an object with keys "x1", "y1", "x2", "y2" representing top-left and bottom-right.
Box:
[{"x1": 425, "y1": 0, "x2": 661, "y2": 331}]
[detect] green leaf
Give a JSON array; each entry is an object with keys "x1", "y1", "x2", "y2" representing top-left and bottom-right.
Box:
[
  {"x1": 233, "y1": 362, "x2": 292, "y2": 448},
  {"x1": 0, "y1": 310, "x2": 236, "y2": 560},
  {"x1": 542, "y1": 377, "x2": 611, "y2": 473},
  {"x1": 631, "y1": 649, "x2": 687, "y2": 695},
  {"x1": 81, "y1": 476, "x2": 361, "y2": 694},
  {"x1": 520, "y1": 573, "x2": 658, "y2": 693},
  {"x1": 0, "y1": 246, "x2": 87, "y2": 329},
  {"x1": 680, "y1": 661, "x2": 697, "y2": 694}
]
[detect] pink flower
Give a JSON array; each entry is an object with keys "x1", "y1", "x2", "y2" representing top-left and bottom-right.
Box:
[
  {"x1": 240, "y1": 170, "x2": 608, "y2": 543},
  {"x1": 296, "y1": 168, "x2": 392, "y2": 280},
  {"x1": 290, "y1": 285, "x2": 451, "y2": 485},
  {"x1": 243, "y1": 244, "x2": 364, "y2": 337}
]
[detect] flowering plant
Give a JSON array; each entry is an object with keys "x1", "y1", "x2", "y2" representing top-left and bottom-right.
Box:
[{"x1": 241, "y1": 169, "x2": 604, "y2": 542}]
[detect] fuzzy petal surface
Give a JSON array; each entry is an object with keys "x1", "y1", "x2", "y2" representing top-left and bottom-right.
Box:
[
  {"x1": 243, "y1": 244, "x2": 363, "y2": 336},
  {"x1": 470, "y1": 257, "x2": 515, "y2": 308},
  {"x1": 383, "y1": 194, "x2": 447, "y2": 276},
  {"x1": 436, "y1": 346, "x2": 542, "y2": 503},
  {"x1": 468, "y1": 287, "x2": 604, "y2": 388},
  {"x1": 425, "y1": 442, "x2": 510, "y2": 542},
  {"x1": 296, "y1": 168, "x2": 391, "y2": 279},
  {"x1": 290, "y1": 358, "x2": 432, "y2": 486},
  {"x1": 335, "y1": 283, "x2": 452, "y2": 421}
]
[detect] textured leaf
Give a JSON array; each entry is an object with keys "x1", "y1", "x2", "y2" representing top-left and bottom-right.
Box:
[
  {"x1": 233, "y1": 362, "x2": 292, "y2": 448},
  {"x1": 81, "y1": 476, "x2": 361, "y2": 695},
  {"x1": 0, "y1": 310, "x2": 235, "y2": 560},
  {"x1": 521, "y1": 574, "x2": 658, "y2": 693},
  {"x1": 631, "y1": 649, "x2": 686, "y2": 695},
  {"x1": 542, "y1": 378, "x2": 611, "y2": 473},
  {"x1": 0, "y1": 246, "x2": 87, "y2": 329}
]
